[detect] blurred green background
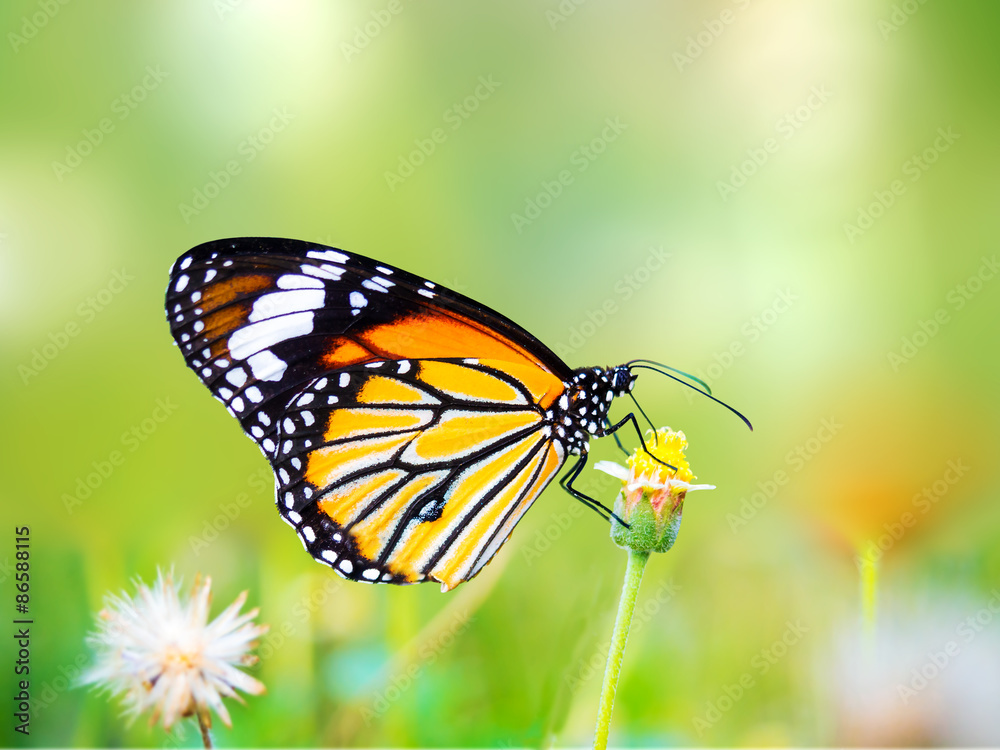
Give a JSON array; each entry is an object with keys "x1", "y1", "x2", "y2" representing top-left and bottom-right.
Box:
[{"x1": 2, "y1": 1, "x2": 999, "y2": 746}]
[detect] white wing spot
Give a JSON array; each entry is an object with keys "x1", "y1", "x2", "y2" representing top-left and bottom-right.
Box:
[
  {"x1": 226, "y1": 368, "x2": 248, "y2": 387},
  {"x1": 339, "y1": 559, "x2": 353, "y2": 574},
  {"x1": 349, "y1": 291, "x2": 367, "y2": 309},
  {"x1": 397, "y1": 360, "x2": 410, "y2": 374},
  {"x1": 287, "y1": 509, "x2": 301, "y2": 523},
  {"x1": 302, "y1": 526, "x2": 316, "y2": 543},
  {"x1": 175, "y1": 275, "x2": 189, "y2": 292},
  {"x1": 301, "y1": 411, "x2": 315, "y2": 426},
  {"x1": 180, "y1": 257, "x2": 193, "y2": 270},
  {"x1": 231, "y1": 396, "x2": 244, "y2": 412},
  {"x1": 246, "y1": 350, "x2": 288, "y2": 382},
  {"x1": 229, "y1": 313, "x2": 314, "y2": 360},
  {"x1": 307, "y1": 249, "x2": 350, "y2": 264},
  {"x1": 262, "y1": 438, "x2": 275, "y2": 452},
  {"x1": 249, "y1": 289, "x2": 325, "y2": 323},
  {"x1": 245, "y1": 386, "x2": 263, "y2": 403},
  {"x1": 303, "y1": 264, "x2": 344, "y2": 281},
  {"x1": 321, "y1": 549, "x2": 338, "y2": 563},
  {"x1": 204, "y1": 269, "x2": 217, "y2": 282},
  {"x1": 277, "y1": 274, "x2": 324, "y2": 290},
  {"x1": 297, "y1": 393, "x2": 314, "y2": 406},
  {"x1": 339, "y1": 373, "x2": 350, "y2": 388},
  {"x1": 362, "y1": 279, "x2": 388, "y2": 293},
  {"x1": 362, "y1": 568, "x2": 379, "y2": 580},
  {"x1": 283, "y1": 418, "x2": 295, "y2": 434}
]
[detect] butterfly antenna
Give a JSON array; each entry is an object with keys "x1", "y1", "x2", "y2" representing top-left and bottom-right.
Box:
[
  {"x1": 628, "y1": 362, "x2": 753, "y2": 431},
  {"x1": 627, "y1": 359, "x2": 714, "y2": 395},
  {"x1": 627, "y1": 391, "x2": 678, "y2": 472},
  {"x1": 628, "y1": 390, "x2": 657, "y2": 432}
]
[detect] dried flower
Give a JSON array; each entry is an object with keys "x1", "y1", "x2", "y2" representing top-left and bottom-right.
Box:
[
  {"x1": 595, "y1": 427, "x2": 714, "y2": 552},
  {"x1": 83, "y1": 569, "x2": 268, "y2": 732}
]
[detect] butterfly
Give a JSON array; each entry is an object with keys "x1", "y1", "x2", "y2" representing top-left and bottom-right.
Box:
[{"x1": 165, "y1": 238, "x2": 742, "y2": 591}]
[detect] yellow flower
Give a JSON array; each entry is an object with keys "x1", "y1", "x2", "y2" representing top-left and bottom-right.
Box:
[{"x1": 595, "y1": 428, "x2": 714, "y2": 552}]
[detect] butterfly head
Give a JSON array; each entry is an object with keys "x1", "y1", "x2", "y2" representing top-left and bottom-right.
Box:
[{"x1": 611, "y1": 364, "x2": 637, "y2": 396}]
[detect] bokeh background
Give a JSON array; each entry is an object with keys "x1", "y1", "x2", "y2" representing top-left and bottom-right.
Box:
[{"x1": 2, "y1": 1, "x2": 999, "y2": 746}]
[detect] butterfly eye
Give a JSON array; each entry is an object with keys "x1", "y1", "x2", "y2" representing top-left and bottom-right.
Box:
[{"x1": 613, "y1": 367, "x2": 633, "y2": 394}]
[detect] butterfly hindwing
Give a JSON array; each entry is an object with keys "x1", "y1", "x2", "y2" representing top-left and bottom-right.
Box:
[{"x1": 268, "y1": 357, "x2": 566, "y2": 590}]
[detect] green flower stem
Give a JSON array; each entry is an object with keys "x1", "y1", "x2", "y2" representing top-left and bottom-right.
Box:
[{"x1": 593, "y1": 548, "x2": 650, "y2": 750}]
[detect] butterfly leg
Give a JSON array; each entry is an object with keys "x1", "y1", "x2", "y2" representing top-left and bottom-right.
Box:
[
  {"x1": 559, "y1": 454, "x2": 629, "y2": 527},
  {"x1": 606, "y1": 418, "x2": 631, "y2": 458}
]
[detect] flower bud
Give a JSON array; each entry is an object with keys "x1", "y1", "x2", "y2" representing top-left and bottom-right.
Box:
[{"x1": 595, "y1": 428, "x2": 714, "y2": 553}]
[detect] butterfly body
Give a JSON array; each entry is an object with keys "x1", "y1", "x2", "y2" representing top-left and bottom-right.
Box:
[{"x1": 166, "y1": 238, "x2": 635, "y2": 590}]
